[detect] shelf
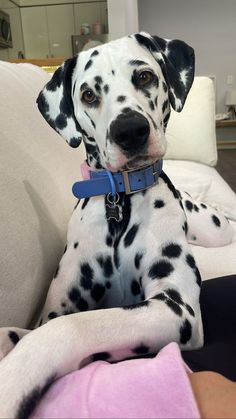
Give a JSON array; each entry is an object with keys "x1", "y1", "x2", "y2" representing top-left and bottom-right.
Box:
[{"x1": 216, "y1": 120, "x2": 236, "y2": 128}]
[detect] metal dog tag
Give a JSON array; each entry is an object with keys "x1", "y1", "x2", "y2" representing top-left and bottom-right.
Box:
[{"x1": 106, "y1": 193, "x2": 123, "y2": 222}]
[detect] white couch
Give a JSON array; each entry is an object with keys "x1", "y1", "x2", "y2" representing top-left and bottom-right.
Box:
[{"x1": 0, "y1": 61, "x2": 236, "y2": 329}]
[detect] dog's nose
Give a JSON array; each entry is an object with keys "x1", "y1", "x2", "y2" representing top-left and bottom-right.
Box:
[{"x1": 110, "y1": 111, "x2": 150, "y2": 152}]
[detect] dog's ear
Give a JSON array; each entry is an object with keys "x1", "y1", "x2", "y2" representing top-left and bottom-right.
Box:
[
  {"x1": 37, "y1": 56, "x2": 83, "y2": 148},
  {"x1": 134, "y1": 32, "x2": 195, "y2": 112}
]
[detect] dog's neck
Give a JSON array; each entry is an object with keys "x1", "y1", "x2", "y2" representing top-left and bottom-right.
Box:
[{"x1": 72, "y1": 160, "x2": 163, "y2": 199}]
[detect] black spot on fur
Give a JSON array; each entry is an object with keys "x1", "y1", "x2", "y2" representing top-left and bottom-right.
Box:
[
  {"x1": 194, "y1": 204, "x2": 199, "y2": 212},
  {"x1": 152, "y1": 292, "x2": 166, "y2": 301},
  {"x1": 124, "y1": 224, "x2": 139, "y2": 247},
  {"x1": 123, "y1": 300, "x2": 149, "y2": 310},
  {"x1": 117, "y1": 95, "x2": 126, "y2": 103},
  {"x1": 148, "y1": 113, "x2": 157, "y2": 130},
  {"x1": 195, "y1": 267, "x2": 202, "y2": 287},
  {"x1": 68, "y1": 287, "x2": 81, "y2": 303},
  {"x1": 94, "y1": 75, "x2": 102, "y2": 84},
  {"x1": 45, "y1": 67, "x2": 62, "y2": 92},
  {"x1": 131, "y1": 280, "x2": 141, "y2": 296},
  {"x1": 95, "y1": 83, "x2": 102, "y2": 94},
  {"x1": 80, "y1": 263, "x2": 94, "y2": 290},
  {"x1": 180, "y1": 319, "x2": 192, "y2": 344},
  {"x1": 165, "y1": 288, "x2": 183, "y2": 305},
  {"x1": 80, "y1": 275, "x2": 93, "y2": 290},
  {"x1": 200, "y1": 203, "x2": 207, "y2": 209},
  {"x1": 162, "y1": 99, "x2": 169, "y2": 114},
  {"x1": 134, "y1": 252, "x2": 143, "y2": 269},
  {"x1": 182, "y1": 221, "x2": 188, "y2": 235},
  {"x1": 91, "y1": 283, "x2": 106, "y2": 302},
  {"x1": 106, "y1": 234, "x2": 113, "y2": 247},
  {"x1": 162, "y1": 243, "x2": 182, "y2": 258},
  {"x1": 16, "y1": 375, "x2": 56, "y2": 419},
  {"x1": 154, "y1": 199, "x2": 165, "y2": 209},
  {"x1": 103, "y1": 256, "x2": 114, "y2": 278},
  {"x1": 160, "y1": 172, "x2": 179, "y2": 200},
  {"x1": 129, "y1": 59, "x2": 148, "y2": 67},
  {"x1": 114, "y1": 248, "x2": 120, "y2": 270},
  {"x1": 166, "y1": 299, "x2": 183, "y2": 316},
  {"x1": 91, "y1": 50, "x2": 99, "y2": 58},
  {"x1": 163, "y1": 81, "x2": 168, "y2": 92},
  {"x1": 132, "y1": 344, "x2": 150, "y2": 355},
  {"x1": 185, "y1": 200, "x2": 193, "y2": 212},
  {"x1": 84, "y1": 60, "x2": 93, "y2": 71},
  {"x1": 149, "y1": 260, "x2": 174, "y2": 279},
  {"x1": 80, "y1": 82, "x2": 89, "y2": 92},
  {"x1": 143, "y1": 89, "x2": 151, "y2": 98},
  {"x1": 185, "y1": 304, "x2": 195, "y2": 317},
  {"x1": 152, "y1": 293, "x2": 182, "y2": 316},
  {"x1": 81, "y1": 197, "x2": 90, "y2": 210},
  {"x1": 149, "y1": 100, "x2": 155, "y2": 111},
  {"x1": 212, "y1": 214, "x2": 221, "y2": 227},
  {"x1": 104, "y1": 84, "x2": 109, "y2": 94},
  {"x1": 74, "y1": 242, "x2": 79, "y2": 249},
  {"x1": 48, "y1": 312, "x2": 58, "y2": 320},
  {"x1": 8, "y1": 330, "x2": 20, "y2": 345},
  {"x1": 92, "y1": 352, "x2": 111, "y2": 361},
  {"x1": 55, "y1": 114, "x2": 67, "y2": 129},
  {"x1": 165, "y1": 289, "x2": 194, "y2": 316},
  {"x1": 77, "y1": 298, "x2": 89, "y2": 311},
  {"x1": 106, "y1": 194, "x2": 132, "y2": 267},
  {"x1": 186, "y1": 254, "x2": 196, "y2": 269},
  {"x1": 163, "y1": 113, "x2": 170, "y2": 128},
  {"x1": 97, "y1": 255, "x2": 114, "y2": 278}
]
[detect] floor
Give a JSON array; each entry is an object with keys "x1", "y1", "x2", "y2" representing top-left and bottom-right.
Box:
[{"x1": 216, "y1": 149, "x2": 236, "y2": 192}]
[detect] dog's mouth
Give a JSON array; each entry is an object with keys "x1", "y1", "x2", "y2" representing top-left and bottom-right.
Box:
[{"x1": 121, "y1": 155, "x2": 158, "y2": 171}]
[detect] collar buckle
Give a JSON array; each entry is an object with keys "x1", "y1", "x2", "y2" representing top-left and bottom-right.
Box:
[{"x1": 122, "y1": 165, "x2": 159, "y2": 195}]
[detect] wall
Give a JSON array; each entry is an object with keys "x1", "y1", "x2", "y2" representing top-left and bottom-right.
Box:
[
  {"x1": 107, "y1": 0, "x2": 138, "y2": 40},
  {"x1": 138, "y1": 0, "x2": 236, "y2": 113}
]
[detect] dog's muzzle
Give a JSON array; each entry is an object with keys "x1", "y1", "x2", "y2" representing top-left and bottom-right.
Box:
[{"x1": 110, "y1": 111, "x2": 150, "y2": 155}]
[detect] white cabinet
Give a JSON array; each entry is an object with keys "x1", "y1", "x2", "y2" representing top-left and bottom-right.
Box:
[
  {"x1": 46, "y1": 5, "x2": 74, "y2": 58},
  {"x1": 20, "y1": 2, "x2": 108, "y2": 59},
  {"x1": 21, "y1": 6, "x2": 49, "y2": 58},
  {"x1": 21, "y1": 4, "x2": 74, "y2": 58}
]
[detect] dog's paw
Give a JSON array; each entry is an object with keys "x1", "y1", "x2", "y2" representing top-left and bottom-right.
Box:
[{"x1": 0, "y1": 328, "x2": 29, "y2": 361}]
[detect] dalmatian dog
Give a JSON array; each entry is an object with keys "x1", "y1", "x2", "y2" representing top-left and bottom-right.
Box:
[{"x1": 0, "y1": 32, "x2": 234, "y2": 418}]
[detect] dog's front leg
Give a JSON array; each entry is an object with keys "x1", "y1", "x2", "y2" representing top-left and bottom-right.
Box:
[{"x1": 0, "y1": 298, "x2": 202, "y2": 418}]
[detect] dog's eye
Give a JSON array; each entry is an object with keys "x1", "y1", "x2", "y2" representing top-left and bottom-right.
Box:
[
  {"x1": 137, "y1": 71, "x2": 154, "y2": 86},
  {"x1": 82, "y1": 89, "x2": 97, "y2": 104}
]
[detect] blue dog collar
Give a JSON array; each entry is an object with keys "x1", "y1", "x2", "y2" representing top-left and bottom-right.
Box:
[{"x1": 72, "y1": 160, "x2": 163, "y2": 199}]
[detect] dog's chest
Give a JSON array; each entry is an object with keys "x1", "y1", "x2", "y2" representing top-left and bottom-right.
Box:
[{"x1": 68, "y1": 176, "x2": 186, "y2": 307}]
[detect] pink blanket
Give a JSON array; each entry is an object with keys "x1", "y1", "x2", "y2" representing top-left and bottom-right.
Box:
[{"x1": 33, "y1": 342, "x2": 200, "y2": 418}]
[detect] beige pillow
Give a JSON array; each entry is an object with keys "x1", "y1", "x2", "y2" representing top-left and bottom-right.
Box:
[{"x1": 165, "y1": 77, "x2": 217, "y2": 166}]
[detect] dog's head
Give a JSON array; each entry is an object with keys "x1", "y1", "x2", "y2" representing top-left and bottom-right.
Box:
[{"x1": 37, "y1": 32, "x2": 194, "y2": 171}]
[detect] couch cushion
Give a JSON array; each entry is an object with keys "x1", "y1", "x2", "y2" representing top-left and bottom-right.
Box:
[
  {"x1": 0, "y1": 61, "x2": 85, "y2": 328},
  {"x1": 164, "y1": 160, "x2": 236, "y2": 280},
  {"x1": 165, "y1": 77, "x2": 217, "y2": 166}
]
